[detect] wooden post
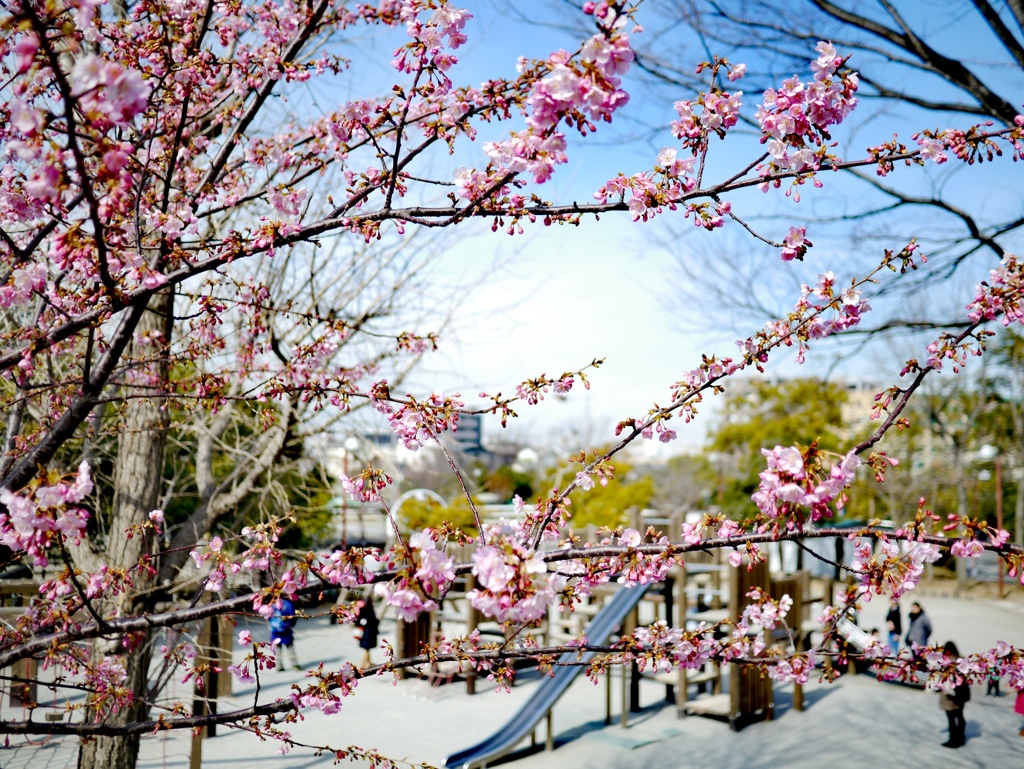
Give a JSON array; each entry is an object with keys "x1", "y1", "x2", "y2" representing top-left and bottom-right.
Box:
[
  {"x1": 619, "y1": 662, "x2": 629, "y2": 728},
  {"x1": 189, "y1": 617, "x2": 212, "y2": 769},
  {"x1": 624, "y1": 604, "x2": 640, "y2": 714},
  {"x1": 8, "y1": 657, "x2": 37, "y2": 707},
  {"x1": 662, "y1": 577, "x2": 675, "y2": 704},
  {"x1": 675, "y1": 554, "x2": 688, "y2": 718},
  {"x1": 466, "y1": 575, "x2": 478, "y2": 695},
  {"x1": 793, "y1": 571, "x2": 806, "y2": 712},
  {"x1": 217, "y1": 615, "x2": 233, "y2": 698},
  {"x1": 545, "y1": 709, "x2": 554, "y2": 752},
  {"x1": 605, "y1": 664, "x2": 612, "y2": 725}
]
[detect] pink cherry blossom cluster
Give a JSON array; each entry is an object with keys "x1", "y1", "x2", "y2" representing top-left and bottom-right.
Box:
[
  {"x1": 340, "y1": 467, "x2": 393, "y2": 503},
  {"x1": 467, "y1": 527, "x2": 566, "y2": 623},
  {"x1": 752, "y1": 445, "x2": 861, "y2": 526},
  {"x1": 593, "y1": 147, "x2": 699, "y2": 223},
  {"x1": 852, "y1": 536, "x2": 941, "y2": 598},
  {"x1": 780, "y1": 226, "x2": 812, "y2": 261},
  {"x1": 393, "y1": 1, "x2": 472, "y2": 75},
  {"x1": 289, "y1": 663, "x2": 360, "y2": 715},
  {"x1": 967, "y1": 253, "x2": 1024, "y2": 326},
  {"x1": 0, "y1": 262, "x2": 46, "y2": 309},
  {"x1": 524, "y1": 33, "x2": 632, "y2": 134},
  {"x1": 782, "y1": 271, "x2": 871, "y2": 362},
  {"x1": 737, "y1": 588, "x2": 793, "y2": 633},
  {"x1": 228, "y1": 632, "x2": 287, "y2": 684},
  {"x1": 467, "y1": 11, "x2": 633, "y2": 198},
  {"x1": 766, "y1": 652, "x2": 816, "y2": 684},
  {"x1": 409, "y1": 530, "x2": 456, "y2": 593},
  {"x1": 513, "y1": 371, "x2": 583, "y2": 406},
  {"x1": 69, "y1": 54, "x2": 151, "y2": 127},
  {"x1": 608, "y1": 527, "x2": 677, "y2": 587},
  {"x1": 757, "y1": 41, "x2": 858, "y2": 177},
  {"x1": 0, "y1": 462, "x2": 92, "y2": 566},
  {"x1": 671, "y1": 89, "x2": 743, "y2": 146},
  {"x1": 372, "y1": 530, "x2": 455, "y2": 622},
  {"x1": 314, "y1": 547, "x2": 375, "y2": 588},
  {"x1": 369, "y1": 381, "x2": 462, "y2": 450}
]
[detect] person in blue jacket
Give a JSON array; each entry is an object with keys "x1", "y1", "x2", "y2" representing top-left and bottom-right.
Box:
[{"x1": 269, "y1": 597, "x2": 301, "y2": 670}]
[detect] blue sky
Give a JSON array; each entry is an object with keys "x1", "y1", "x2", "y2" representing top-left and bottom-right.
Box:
[{"x1": 322, "y1": 2, "x2": 1024, "y2": 456}]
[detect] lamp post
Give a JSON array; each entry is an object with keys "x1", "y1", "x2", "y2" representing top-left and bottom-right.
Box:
[{"x1": 978, "y1": 444, "x2": 1005, "y2": 600}]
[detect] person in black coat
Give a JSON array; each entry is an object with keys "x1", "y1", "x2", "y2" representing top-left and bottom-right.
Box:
[
  {"x1": 885, "y1": 598, "x2": 902, "y2": 651},
  {"x1": 354, "y1": 596, "x2": 379, "y2": 668}
]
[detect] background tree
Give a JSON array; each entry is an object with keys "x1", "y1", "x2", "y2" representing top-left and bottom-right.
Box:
[
  {"x1": 543, "y1": 0, "x2": 1024, "y2": 337},
  {"x1": 0, "y1": 2, "x2": 1022, "y2": 766},
  {"x1": 549, "y1": 451, "x2": 656, "y2": 529},
  {"x1": 708, "y1": 378, "x2": 849, "y2": 515}
]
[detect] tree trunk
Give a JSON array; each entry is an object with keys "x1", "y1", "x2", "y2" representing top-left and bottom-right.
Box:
[{"x1": 78, "y1": 291, "x2": 171, "y2": 769}]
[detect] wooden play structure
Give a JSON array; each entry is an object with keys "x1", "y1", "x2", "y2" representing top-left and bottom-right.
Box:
[{"x1": 391, "y1": 515, "x2": 826, "y2": 737}]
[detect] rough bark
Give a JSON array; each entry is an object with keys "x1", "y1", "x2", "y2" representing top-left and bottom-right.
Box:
[{"x1": 77, "y1": 291, "x2": 171, "y2": 769}]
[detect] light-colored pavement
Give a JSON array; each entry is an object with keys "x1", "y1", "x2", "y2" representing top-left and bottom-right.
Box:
[{"x1": 3, "y1": 590, "x2": 1024, "y2": 769}]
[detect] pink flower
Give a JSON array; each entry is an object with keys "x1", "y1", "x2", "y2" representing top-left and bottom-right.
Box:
[
  {"x1": 728, "y1": 63, "x2": 747, "y2": 82},
  {"x1": 375, "y1": 583, "x2": 437, "y2": 622},
  {"x1": 575, "y1": 471, "x2": 595, "y2": 491},
  {"x1": 14, "y1": 34, "x2": 38, "y2": 74},
  {"x1": 35, "y1": 485, "x2": 64, "y2": 509},
  {"x1": 228, "y1": 664, "x2": 255, "y2": 684},
  {"x1": 681, "y1": 521, "x2": 702, "y2": 545},
  {"x1": 238, "y1": 630, "x2": 253, "y2": 646},
  {"x1": 415, "y1": 548, "x2": 455, "y2": 593},
  {"x1": 148, "y1": 509, "x2": 164, "y2": 523},
  {"x1": 781, "y1": 227, "x2": 811, "y2": 261},
  {"x1": 472, "y1": 546, "x2": 515, "y2": 592},
  {"x1": 619, "y1": 528, "x2": 641, "y2": 548},
  {"x1": 950, "y1": 538, "x2": 984, "y2": 558}
]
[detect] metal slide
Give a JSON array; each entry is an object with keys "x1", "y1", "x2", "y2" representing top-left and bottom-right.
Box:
[{"x1": 444, "y1": 583, "x2": 652, "y2": 769}]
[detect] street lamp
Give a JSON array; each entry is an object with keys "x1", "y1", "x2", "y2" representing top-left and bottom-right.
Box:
[{"x1": 977, "y1": 444, "x2": 1005, "y2": 600}]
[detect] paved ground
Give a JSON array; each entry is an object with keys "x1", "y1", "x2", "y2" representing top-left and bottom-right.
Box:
[{"x1": 3, "y1": 588, "x2": 1024, "y2": 769}]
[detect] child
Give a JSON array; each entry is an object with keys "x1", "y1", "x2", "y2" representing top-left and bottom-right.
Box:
[{"x1": 269, "y1": 597, "x2": 301, "y2": 671}]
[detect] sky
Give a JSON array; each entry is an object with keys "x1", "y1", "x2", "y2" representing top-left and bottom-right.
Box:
[{"x1": 328, "y1": 1, "x2": 1024, "y2": 458}]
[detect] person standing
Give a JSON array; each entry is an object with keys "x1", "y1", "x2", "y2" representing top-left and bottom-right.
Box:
[
  {"x1": 269, "y1": 596, "x2": 301, "y2": 671},
  {"x1": 938, "y1": 641, "x2": 970, "y2": 748},
  {"x1": 905, "y1": 602, "x2": 932, "y2": 649},
  {"x1": 885, "y1": 598, "x2": 902, "y2": 651},
  {"x1": 354, "y1": 595, "x2": 379, "y2": 669}
]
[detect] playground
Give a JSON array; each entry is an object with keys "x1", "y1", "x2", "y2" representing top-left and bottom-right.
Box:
[
  {"x1": 4, "y1": 550, "x2": 1024, "y2": 769},
  {"x1": 152, "y1": 587, "x2": 1024, "y2": 769}
]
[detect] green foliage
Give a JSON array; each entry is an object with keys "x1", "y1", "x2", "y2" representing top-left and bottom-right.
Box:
[
  {"x1": 482, "y1": 464, "x2": 534, "y2": 503},
  {"x1": 398, "y1": 495, "x2": 479, "y2": 535},
  {"x1": 712, "y1": 378, "x2": 848, "y2": 458},
  {"x1": 551, "y1": 453, "x2": 654, "y2": 530},
  {"x1": 709, "y1": 378, "x2": 848, "y2": 517}
]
